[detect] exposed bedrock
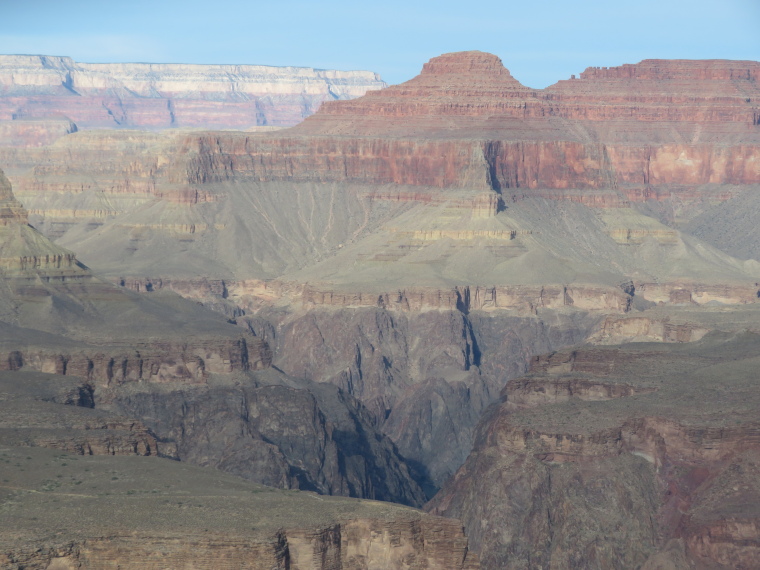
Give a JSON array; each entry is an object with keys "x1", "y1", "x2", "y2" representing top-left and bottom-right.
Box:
[
  {"x1": 102, "y1": 375, "x2": 427, "y2": 507},
  {"x1": 304, "y1": 52, "x2": 760, "y2": 133},
  {"x1": 4, "y1": 518, "x2": 479, "y2": 570},
  {"x1": 0, "y1": 54, "x2": 387, "y2": 129},
  {"x1": 428, "y1": 332, "x2": 760, "y2": 568},
  {"x1": 0, "y1": 167, "x2": 273, "y2": 385},
  {"x1": 0, "y1": 445, "x2": 478, "y2": 569},
  {"x1": 180, "y1": 134, "x2": 760, "y2": 193},
  {"x1": 0, "y1": 336, "x2": 268, "y2": 386},
  {"x1": 0, "y1": 118, "x2": 77, "y2": 148},
  {"x1": 259, "y1": 306, "x2": 599, "y2": 493},
  {"x1": 0, "y1": 370, "x2": 161, "y2": 457},
  {"x1": 5, "y1": 129, "x2": 756, "y2": 220},
  {"x1": 5, "y1": 131, "x2": 758, "y2": 202},
  {"x1": 4, "y1": 517, "x2": 479, "y2": 570},
  {"x1": 5, "y1": 516, "x2": 480, "y2": 570}
]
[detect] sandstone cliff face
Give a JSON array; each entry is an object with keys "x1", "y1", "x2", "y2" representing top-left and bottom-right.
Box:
[
  {"x1": 427, "y1": 331, "x2": 760, "y2": 568},
  {"x1": 3, "y1": 52, "x2": 758, "y2": 233},
  {"x1": 0, "y1": 336, "x2": 268, "y2": 386},
  {"x1": 0, "y1": 54, "x2": 386, "y2": 129},
  {"x1": 170, "y1": 132, "x2": 760, "y2": 195}
]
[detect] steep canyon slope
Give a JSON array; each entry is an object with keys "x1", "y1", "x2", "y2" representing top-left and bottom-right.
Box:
[
  {"x1": 2, "y1": 50, "x2": 760, "y2": 567},
  {"x1": 428, "y1": 317, "x2": 760, "y2": 569},
  {"x1": 0, "y1": 166, "x2": 482, "y2": 567},
  {"x1": 0, "y1": 168, "x2": 430, "y2": 506},
  {"x1": 3, "y1": 52, "x2": 759, "y2": 493}
]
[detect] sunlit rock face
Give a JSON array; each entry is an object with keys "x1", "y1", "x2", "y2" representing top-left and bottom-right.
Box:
[
  {"x1": 3, "y1": 52, "x2": 760, "y2": 504},
  {"x1": 1, "y1": 50, "x2": 760, "y2": 568},
  {"x1": 0, "y1": 54, "x2": 386, "y2": 129}
]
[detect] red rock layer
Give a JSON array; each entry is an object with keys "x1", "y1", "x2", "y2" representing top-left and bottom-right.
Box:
[
  {"x1": 296, "y1": 51, "x2": 760, "y2": 140},
  {"x1": 4, "y1": 49, "x2": 760, "y2": 215},
  {"x1": 178, "y1": 133, "x2": 760, "y2": 195}
]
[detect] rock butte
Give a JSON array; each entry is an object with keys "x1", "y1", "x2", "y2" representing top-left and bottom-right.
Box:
[{"x1": 1, "y1": 50, "x2": 760, "y2": 568}]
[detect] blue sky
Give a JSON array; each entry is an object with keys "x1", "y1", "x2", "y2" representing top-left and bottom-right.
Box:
[{"x1": 0, "y1": 0, "x2": 758, "y2": 88}]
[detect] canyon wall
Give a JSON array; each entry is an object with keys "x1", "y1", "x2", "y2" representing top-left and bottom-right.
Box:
[
  {"x1": 428, "y1": 332, "x2": 760, "y2": 568},
  {"x1": 178, "y1": 133, "x2": 760, "y2": 196},
  {"x1": 2, "y1": 50, "x2": 760, "y2": 567},
  {"x1": 0, "y1": 168, "x2": 431, "y2": 506},
  {"x1": 0, "y1": 54, "x2": 386, "y2": 130}
]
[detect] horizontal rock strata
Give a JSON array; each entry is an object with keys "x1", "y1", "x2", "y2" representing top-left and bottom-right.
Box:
[
  {"x1": 0, "y1": 446, "x2": 478, "y2": 569},
  {"x1": 0, "y1": 54, "x2": 387, "y2": 129},
  {"x1": 427, "y1": 331, "x2": 760, "y2": 568}
]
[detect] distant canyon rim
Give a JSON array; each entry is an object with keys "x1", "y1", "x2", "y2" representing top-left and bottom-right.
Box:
[{"x1": 0, "y1": 50, "x2": 759, "y2": 568}]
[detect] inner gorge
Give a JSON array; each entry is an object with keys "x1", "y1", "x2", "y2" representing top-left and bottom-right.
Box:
[{"x1": 0, "y1": 47, "x2": 759, "y2": 568}]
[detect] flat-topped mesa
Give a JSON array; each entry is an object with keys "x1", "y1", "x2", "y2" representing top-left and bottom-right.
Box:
[
  {"x1": 420, "y1": 50, "x2": 519, "y2": 77},
  {"x1": 577, "y1": 59, "x2": 760, "y2": 82},
  {"x1": 296, "y1": 52, "x2": 760, "y2": 139},
  {"x1": 0, "y1": 54, "x2": 387, "y2": 129}
]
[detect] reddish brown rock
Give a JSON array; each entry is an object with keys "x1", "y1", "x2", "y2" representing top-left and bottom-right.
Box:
[
  {"x1": 3, "y1": 52, "x2": 758, "y2": 220},
  {"x1": 0, "y1": 118, "x2": 77, "y2": 147},
  {"x1": 298, "y1": 52, "x2": 760, "y2": 139},
  {"x1": 427, "y1": 332, "x2": 760, "y2": 568}
]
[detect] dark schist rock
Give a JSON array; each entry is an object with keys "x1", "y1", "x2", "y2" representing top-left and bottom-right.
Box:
[
  {"x1": 261, "y1": 306, "x2": 600, "y2": 495},
  {"x1": 101, "y1": 370, "x2": 427, "y2": 507},
  {"x1": 427, "y1": 331, "x2": 760, "y2": 569}
]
